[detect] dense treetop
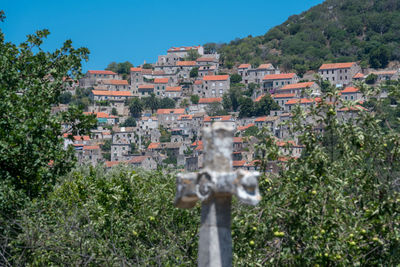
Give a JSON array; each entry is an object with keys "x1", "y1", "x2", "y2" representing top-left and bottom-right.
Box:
[{"x1": 212, "y1": 0, "x2": 400, "y2": 73}]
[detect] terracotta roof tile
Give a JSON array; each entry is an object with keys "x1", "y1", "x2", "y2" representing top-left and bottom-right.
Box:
[
  {"x1": 238, "y1": 63, "x2": 251, "y2": 69},
  {"x1": 319, "y1": 62, "x2": 356, "y2": 70},
  {"x1": 285, "y1": 98, "x2": 321, "y2": 105},
  {"x1": 237, "y1": 123, "x2": 255, "y2": 131},
  {"x1": 263, "y1": 73, "x2": 296, "y2": 80},
  {"x1": 92, "y1": 90, "x2": 132, "y2": 96},
  {"x1": 271, "y1": 93, "x2": 296, "y2": 99},
  {"x1": 157, "y1": 108, "x2": 185, "y2": 115},
  {"x1": 257, "y1": 63, "x2": 273, "y2": 69},
  {"x1": 138, "y1": 84, "x2": 154, "y2": 89},
  {"x1": 154, "y1": 78, "x2": 169, "y2": 84},
  {"x1": 196, "y1": 57, "x2": 216, "y2": 62},
  {"x1": 102, "y1": 79, "x2": 128, "y2": 85},
  {"x1": 204, "y1": 115, "x2": 232, "y2": 122},
  {"x1": 280, "y1": 82, "x2": 315, "y2": 90},
  {"x1": 254, "y1": 94, "x2": 266, "y2": 102},
  {"x1": 130, "y1": 67, "x2": 142, "y2": 72},
  {"x1": 203, "y1": 75, "x2": 229, "y2": 81},
  {"x1": 341, "y1": 87, "x2": 359, "y2": 93},
  {"x1": 194, "y1": 80, "x2": 203, "y2": 85},
  {"x1": 177, "y1": 61, "x2": 196, "y2": 66},
  {"x1": 233, "y1": 160, "x2": 246, "y2": 167},
  {"x1": 353, "y1": 73, "x2": 364, "y2": 79},
  {"x1": 198, "y1": 97, "x2": 222, "y2": 104},
  {"x1": 148, "y1": 142, "x2": 160, "y2": 149},
  {"x1": 88, "y1": 70, "x2": 117, "y2": 75},
  {"x1": 83, "y1": 145, "x2": 100, "y2": 150},
  {"x1": 165, "y1": 86, "x2": 181, "y2": 92}
]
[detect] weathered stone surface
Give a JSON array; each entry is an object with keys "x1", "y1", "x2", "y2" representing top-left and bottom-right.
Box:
[{"x1": 174, "y1": 122, "x2": 261, "y2": 267}]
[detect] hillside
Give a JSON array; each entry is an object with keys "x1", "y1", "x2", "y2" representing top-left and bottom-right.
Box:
[{"x1": 208, "y1": 0, "x2": 400, "y2": 75}]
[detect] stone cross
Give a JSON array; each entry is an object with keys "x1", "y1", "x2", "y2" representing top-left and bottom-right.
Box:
[{"x1": 175, "y1": 122, "x2": 261, "y2": 267}]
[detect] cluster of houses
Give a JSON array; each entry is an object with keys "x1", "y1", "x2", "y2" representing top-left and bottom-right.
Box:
[{"x1": 59, "y1": 45, "x2": 399, "y2": 172}]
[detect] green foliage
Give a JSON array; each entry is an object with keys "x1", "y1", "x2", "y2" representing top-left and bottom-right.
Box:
[
  {"x1": 238, "y1": 97, "x2": 254, "y2": 118},
  {"x1": 100, "y1": 140, "x2": 111, "y2": 152},
  {"x1": 159, "y1": 126, "x2": 171, "y2": 143},
  {"x1": 0, "y1": 27, "x2": 95, "y2": 199},
  {"x1": 253, "y1": 81, "x2": 400, "y2": 265},
  {"x1": 254, "y1": 94, "x2": 280, "y2": 116},
  {"x1": 121, "y1": 117, "x2": 137, "y2": 127},
  {"x1": 365, "y1": 73, "x2": 378, "y2": 84},
  {"x1": 185, "y1": 49, "x2": 201, "y2": 61},
  {"x1": 111, "y1": 107, "x2": 118, "y2": 116},
  {"x1": 230, "y1": 73, "x2": 242, "y2": 84},
  {"x1": 59, "y1": 91, "x2": 72, "y2": 104},
  {"x1": 243, "y1": 125, "x2": 259, "y2": 137},
  {"x1": 142, "y1": 94, "x2": 158, "y2": 113},
  {"x1": 10, "y1": 166, "x2": 200, "y2": 265},
  {"x1": 190, "y1": 94, "x2": 200, "y2": 104},
  {"x1": 216, "y1": 0, "x2": 400, "y2": 70},
  {"x1": 159, "y1": 97, "x2": 176, "y2": 109},
  {"x1": 128, "y1": 97, "x2": 143, "y2": 118},
  {"x1": 190, "y1": 67, "x2": 199, "y2": 78},
  {"x1": 142, "y1": 63, "x2": 153, "y2": 69},
  {"x1": 206, "y1": 102, "x2": 228, "y2": 116},
  {"x1": 106, "y1": 61, "x2": 133, "y2": 79}
]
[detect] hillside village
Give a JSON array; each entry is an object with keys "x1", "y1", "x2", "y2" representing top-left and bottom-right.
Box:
[{"x1": 58, "y1": 45, "x2": 400, "y2": 171}]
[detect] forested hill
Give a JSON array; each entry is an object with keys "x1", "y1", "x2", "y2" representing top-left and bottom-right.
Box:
[{"x1": 207, "y1": 0, "x2": 400, "y2": 75}]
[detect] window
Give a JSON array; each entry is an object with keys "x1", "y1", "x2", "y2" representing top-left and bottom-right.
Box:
[
  {"x1": 345, "y1": 76, "x2": 347, "y2": 80},
  {"x1": 345, "y1": 69, "x2": 347, "y2": 73},
  {"x1": 332, "y1": 70, "x2": 334, "y2": 74},
  {"x1": 282, "y1": 82, "x2": 284, "y2": 85},
  {"x1": 340, "y1": 76, "x2": 342, "y2": 80},
  {"x1": 219, "y1": 89, "x2": 223, "y2": 95},
  {"x1": 219, "y1": 82, "x2": 223, "y2": 86},
  {"x1": 340, "y1": 70, "x2": 342, "y2": 73},
  {"x1": 351, "y1": 96, "x2": 354, "y2": 100},
  {"x1": 212, "y1": 83, "x2": 215, "y2": 86}
]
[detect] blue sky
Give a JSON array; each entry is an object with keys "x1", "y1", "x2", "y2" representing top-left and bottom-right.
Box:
[{"x1": 2, "y1": 0, "x2": 324, "y2": 71}]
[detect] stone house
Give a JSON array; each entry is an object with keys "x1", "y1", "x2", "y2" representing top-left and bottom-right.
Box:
[
  {"x1": 176, "y1": 61, "x2": 196, "y2": 79},
  {"x1": 238, "y1": 64, "x2": 251, "y2": 80},
  {"x1": 83, "y1": 112, "x2": 118, "y2": 125},
  {"x1": 203, "y1": 115, "x2": 236, "y2": 129},
  {"x1": 127, "y1": 156, "x2": 157, "y2": 170},
  {"x1": 91, "y1": 90, "x2": 133, "y2": 102},
  {"x1": 153, "y1": 78, "x2": 169, "y2": 96},
  {"x1": 137, "y1": 84, "x2": 154, "y2": 97},
  {"x1": 277, "y1": 82, "x2": 320, "y2": 97},
  {"x1": 157, "y1": 108, "x2": 186, "y2": 128},
  {"x1": 76, "y1": 145, "x2": 102, "y2": 166},
  {"x1": 198, "y1": 66, "x2": 217, "y2": 77},
  {"x1": 165, "y1": 86, "x2": 182, "y2": 99},
  {"x1": 271, "y1": 93, "x2": 296, "y2": 109},
  {"x1": 202, "y1": 75, "x2": 230, "y2": 97},
  {"x1": 111, "y1": 127, "x2": 137, "y2": 162},
  {"x1": 244, "y1": 63, "x2": 278, "y2": 84},
  {"x1": 369, "y1": 70, "x2": 400, "y2": 83},
  {"x1": 99, "y1": 79, "x2": 129, "y2": 91},
  {"x1": 340, "y1": 87, "x2": 363, "y2": 101},
  {"x1": 254, "y1": 116, "x2": 279, "y2": 133},
  {"x1": 318, "y1": 62, "x2": 361, "y2": 86},
  {"x1": 157, "y1": 45, "x2": 204, "y2": 67},
  {"x1": 196, "y1": 57, "x2": 219, "y2": 68},
  {"x1": 198, "y1": 97, "x2": 223, "y2": 111},
  {"x1": 79, "y1": 70, "x2": 120, "y2": 88},
  {"x1": 262, "y1": 73, "x2": 298, "y2": 92},
  {"x1": 284, "y1": 98, "x2": 321, "y2": 112}
]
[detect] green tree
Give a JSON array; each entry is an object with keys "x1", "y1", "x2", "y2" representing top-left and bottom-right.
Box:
[
  {"x1": 106, "y1": 61, "x2": 133, "y2": 80},
  {"x1": 143, "y1": 94, "x2": 159, "y2": 113},
  {"x1": 142, "y1": 63, "x2": 153, "y2": 69},
  {"x1": 254, "y1": 94, "x2": 280, "y2": 116},
  {"x1": 121, "y1": 117, "x2": 137, "y2": 127},
  {"x1": 100, "y1": 139, "x2": 111, "y2": 152},
  {"x1": 190, "y1": 67, "x2": 199, "y2": 78},
  {"x1": 185, "y1": 49, "x2": 201, "y2": 61},
  {"x1": 223, "y1": 87, "x2": 242, "y2": 111},
  {"x1": 230, "y1": 73, "x2": 242, "y2": 84},
  {"x1": 365, "y1": 73, "x2": 378, "y2": 84},
  {"x1": 159, "y1": 98, "x2": 176, "y2": 109},
  {"x1": 159, "y1": 126, "x2": 171, "y2": 143},
  {"x1": 190, "y1": 94, "x2": 200, "y2": 104},
  {"x1": 129, "y1": 97, "x2": 144, "y2": 118},
  {"x1": 369, "y1": 45, "x2": 391, "y2": 69},
  {"x1": 111, "y1": 107, "x2": 118, "y2": 116},
  {"x1": 238, "y1": 97, "x2": 254, "y2": 117},
  {"x1": 0, "y1": 28, "x2": 96, "y2": 199},
  {"x1": 59, "y1": 91, "x2": 72, "y2": 104}
]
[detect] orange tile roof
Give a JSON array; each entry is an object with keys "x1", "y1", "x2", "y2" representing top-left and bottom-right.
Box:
[
  {"x1": 371, "y1": 70, "x2": 398, "y2": 75},
  {"x1": 237, "y1": 123, "x2": 255, "y2": 131},
  {"x1": 263, "y1": 73, "x2": 296, "y2": 80},
  {"x1": 203, "y1": 75, "x2": 229, "y2": 81},
  {"x1": 157, "y1": 108, "x2": 185, "y2": 115},
  {"x1": 177, "y1": 61, "x2": 196, "y2": 66},
  {"x1": 204, "y1": 115, "x2": 232, "y2": 122},
  {"x1": 233, "y1": 160, "x2": 246, "y2": 167},
  {"x1": 199, "y1": 97, "x2": 222, "y2": 104},
  {"x1": 128, "y1": 156, "x2": 149, "y2": 164},
  {"x1": 92, "y1": 90, "x2": 132, "y2": 96},
  {"x1": 63, "y1": 133, "x2": 91, "y2": 141},
  {"x1": 194, "y1": 80, "x2": 203, "y2": 85},
  {"x1": 353, "y1": 73, "x2": 364, "y2": 79},
  {"x1": 254, "y1": 116, "x2": 277, "y2": 122},
  {"x1": 254, "y1": 94, "x2": 266, "y2": 102},
  {"x1": 191, "y1": 140, "x2": 203, "y2": 147},
  {"x1": 196, "y1": 57, "x2": 216, "y2": 62},
  {"x1": 148, "y1": 142, "x2": 160, "y2": 149},
  {"x1": 166, "y1": 86, "x2": 182, "y2": 92},
  {"x1": 178, "y1": 114, "x2": 193, "y2": 120},
  {"x1": 154, "y1": 78, "x2": 169, "y2": 84},
  {"x1": 276, "y1": 140, "x2": 297, "y2": 147},
  {"x1": 341, "y1": 87, "x2": 359, "y2": 93},
  {"x1": 195, "y1": 144, "x2": 204, "y2": 151},
  {"x1": 88, "y1": 70, "x2": 117, "y2": 75},
  {"x1": 233, "y1": 137, "x2": 243, "y2": 143},
  {"x1": 257, "y1": 63, "x2": 273, "y2": 69},
  {"x1": 141, "y1": 69, "x2": 153, "y2": 75},
  {"x1": 102, "y1": 79, "x2": 128, "y2": 85},
  {"x1": 319, "y1": 62, "x2": 355, "y2": 70},
  {"x1": 105, "y1": 161, "x2": 122, "y2": 168},
  {"x1": 168, "y1": 45, "x2": 201, "y2": 52},
  {"x1": 130, "y1": 67, "x2": 142, "y2": 72},
  {"x1": 83, "y1": 112, "x2": 117, "y2": 119},
  {"x1": 138, "y1": 84, "x2": 154, "y2": 89},
  {"x1": 245, "y1": 160, "x2": 260, "y2": 167},
  {"x1": 272, "y1": 93, "x2": 296, "y2": 99},
  {"x1": 238, "y1": 63, "x2": 251, "y2": 69},
  {"x1": 338, "y1": 105, "x2": 367, "y2": 112},
  {"x1": 83, "y1": 145, "x2": 100, "y2": 150},
  {"x1": 285, "y1": 98, "x2": 321, "y2": 105},
  {"x1": 280, "y1": 82, "x2": 315, "y2": 90}
]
